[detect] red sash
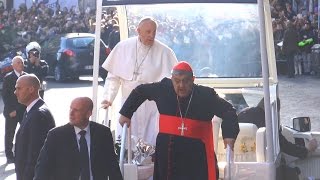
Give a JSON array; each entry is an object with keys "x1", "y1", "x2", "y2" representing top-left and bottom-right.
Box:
[{"x1": 159, "y1": 114, "x2": 216, "y2": 180}]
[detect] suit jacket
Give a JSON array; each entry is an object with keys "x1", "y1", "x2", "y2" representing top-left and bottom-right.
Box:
[
  {"x1": 238, "y1": 106, "x2": 265, "y2": 128},
  {"x1": 15, "y1": 99, "x2": 55, "y2": 180},
  {"x1": 1, "y1": 71, "x2": 26, "y2": 121},
  {"x1": 238, "y1": 106, "x2": 308, "y2": 158},
  {"x1": 34, "y1": 121, "x2": 123, "y2": 180}
]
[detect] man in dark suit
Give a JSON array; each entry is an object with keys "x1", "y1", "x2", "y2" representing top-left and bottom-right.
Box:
[
  {"x1": 14, "y1": 74, "x2": 55, "y2": 180},
  {"x1": 1, "y1": 56, "x2": 27, "y2": 164},
  {"x1": 238, "y1": 98, "x2": 317, "y2": 180},
  {"x1": 238, "y1": 98, "x2": 318, "y2": 158},
  {"x1": 34, "y1": 97, "x2": 122, "y2": 180}
]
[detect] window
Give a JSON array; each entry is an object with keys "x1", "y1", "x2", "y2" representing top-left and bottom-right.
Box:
[{"x1": 126, "y1": 3, "x2": 262, "y2": 78}]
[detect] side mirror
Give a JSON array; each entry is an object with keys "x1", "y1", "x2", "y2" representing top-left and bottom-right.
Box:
[{"x1": 292, "y1": 117, "x2": 311, "y2": 132}]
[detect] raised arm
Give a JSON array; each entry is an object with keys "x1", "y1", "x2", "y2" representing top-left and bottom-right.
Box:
[{"x1": 119, "y1": 79, "x2": 163, "y2": 127}]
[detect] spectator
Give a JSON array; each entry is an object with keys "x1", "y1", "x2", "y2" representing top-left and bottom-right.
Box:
[
  {"x1": 282, "y1": 20, "x2": 299, "y2": 78},
  {"x1": 299, "y1": 22, "x2": 316, "y2": 74},
  {"x1": 101, "y1": 16, "x2": 113, "y2": 45},
  {"x1": 285, "y1": 3, "x2": 296, "y2": 20},
  {"x1": 108, "y1": 24, "x2": 120, "y2": 50}
]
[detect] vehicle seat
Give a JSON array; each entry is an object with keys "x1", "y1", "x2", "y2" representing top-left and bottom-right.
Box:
[
  {"x1": 217, "y1": 123, "x2": 258, "y2": 162},
  {"x1": 256, "y1": 127, "x2": 266, "y2": 162}
]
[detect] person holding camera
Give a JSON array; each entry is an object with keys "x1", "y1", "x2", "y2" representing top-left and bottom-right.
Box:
[{"x1": 25, "y1": 41, "x2": 49, "y2": 99}]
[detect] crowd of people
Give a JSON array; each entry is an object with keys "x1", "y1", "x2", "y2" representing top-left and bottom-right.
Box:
[
  {"x1": 271, "y1": 0, "x2": 319, "y2": 77},
  {"x1": 0, "y1": 2, "x2": 119, "y2": 56},
  {"x1": 124, "y1": 5, "x2": 262, "y2": 78},
  {"x1": 2, "y1": 1, "x2": 320, "y2": 78}
]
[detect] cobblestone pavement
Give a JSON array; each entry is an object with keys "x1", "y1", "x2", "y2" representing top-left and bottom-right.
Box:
[
  {"x1": 278, "y1": 75, "x2": 320, "y2": 131},
  {"x1": 0, "y1": 75, "x2": 319, "y2": 179}
]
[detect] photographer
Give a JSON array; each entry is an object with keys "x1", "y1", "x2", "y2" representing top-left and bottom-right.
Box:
[{"x1": 24, "y1": 41, "x2": 49, "y2": 99}]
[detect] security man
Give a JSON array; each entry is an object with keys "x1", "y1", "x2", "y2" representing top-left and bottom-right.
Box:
[{"x1": 24, "y1": 41, "x2": 49, "y2": 99}]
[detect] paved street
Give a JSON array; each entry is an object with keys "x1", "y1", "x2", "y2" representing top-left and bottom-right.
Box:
[
  {"x1": 278, "y1": 75, "x2": 320, "y2": 130},
  {"x1": 0, "y1": 75, "x2": 319, "y2": 179}
]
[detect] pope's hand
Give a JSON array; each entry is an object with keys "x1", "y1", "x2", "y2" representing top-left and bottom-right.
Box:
[
  {"x1": 119, "y1": 115, "x2": 131, "y2": 127},
  {"x1": 101, "y1": 100, "x2": 112, "y2": 109},
  {"x1": 223, "y1": 138, "x2": 236, "y2": 151}
]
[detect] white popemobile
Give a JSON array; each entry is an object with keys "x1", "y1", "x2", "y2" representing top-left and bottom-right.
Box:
[{"x1": 91, "y1": 0, "x2": 320, "y2": 179}]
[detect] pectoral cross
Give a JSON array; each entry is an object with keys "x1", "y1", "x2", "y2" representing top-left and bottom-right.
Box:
[{"x1": 178, "y1": 122, "x2": 187, "y2": 136}]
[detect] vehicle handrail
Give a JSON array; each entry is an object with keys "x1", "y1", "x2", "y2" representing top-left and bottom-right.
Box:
[
  {"x1": 119, "y1": 123, "x2": 134, "y2": 177},
  {"x1": 225, "y1": 144, "x2": 234, "y2": 180},
  {"x1": 119, "y1": 123, "x2": 128, "y2": 177}
]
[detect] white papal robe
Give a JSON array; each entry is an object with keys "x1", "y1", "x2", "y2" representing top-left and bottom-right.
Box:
[{"x1": 102, "y1": 36, "x2": 178, "y2": 145}]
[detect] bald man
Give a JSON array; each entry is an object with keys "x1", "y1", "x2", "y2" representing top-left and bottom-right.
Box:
[
  {"x1": 14, "y1": 74, "x2": 55, "y2": 180},
  {"x1": 102, "y1": 17, "x2": 178, "y2": 146},
  {"x1": 1, "y1": 56, "x2": 27, "y2": 164},
  {"x1": 34, "y1": 97, "x2": 122, "y2": 180}
]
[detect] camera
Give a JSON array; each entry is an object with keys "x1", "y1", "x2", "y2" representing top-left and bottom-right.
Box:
[{"x1": 30, "y1": 50, "x2": 40, "y2": 58}]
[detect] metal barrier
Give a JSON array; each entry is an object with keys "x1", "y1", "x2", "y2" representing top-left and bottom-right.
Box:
[
  {"x1": 119, "y1": 123, "x2": 128, "y2": 177},
  {"x1": 119, "y1": 123, "x2": 137, "y2": 180}
]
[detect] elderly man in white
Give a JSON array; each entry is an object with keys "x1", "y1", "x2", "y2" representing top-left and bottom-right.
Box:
[{"x1": 101, "y1": 17, "x2": 178, "y2": 145}]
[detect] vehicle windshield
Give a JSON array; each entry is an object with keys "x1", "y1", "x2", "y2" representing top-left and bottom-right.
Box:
[
  {"x1": 216, "y1": 86, "x2": 265, "y2": 113},
  {"x1": 70, "y1": 37, "x2": 95, "y2": 48},
  {"x1": 125, "y1": 3, "x2": 262, "y2": 78}
]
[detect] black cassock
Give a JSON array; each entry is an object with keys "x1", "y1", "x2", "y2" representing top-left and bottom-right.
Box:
[{"x1": 120, "y1": 78, "x2": 239, "y2": 180}]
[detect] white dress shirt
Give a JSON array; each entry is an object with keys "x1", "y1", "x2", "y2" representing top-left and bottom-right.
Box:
[
  {"x1": 13, "y1": 70, "x2": 22, "y2": 77},
  {"x1": 26, "y1": 98, "x2": 40, "y2": 113}
]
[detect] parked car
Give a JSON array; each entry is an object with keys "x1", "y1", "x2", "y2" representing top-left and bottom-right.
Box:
[{"x1": 40, "y1": 33, "x2": 109, "y2": 81}]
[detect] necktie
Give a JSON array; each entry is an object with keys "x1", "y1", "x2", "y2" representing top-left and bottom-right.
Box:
[
  {"x1": 23, "y1": 111, "x2": 27, "y2": 119},
  {"x1": 20, "y1": 111, "x2": 28, "y2": 125},
  {"x1": 79, "y1": 130, "x2": 90, "y2": 180}
]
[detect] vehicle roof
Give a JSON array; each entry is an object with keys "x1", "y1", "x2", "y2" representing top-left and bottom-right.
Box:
[
  {"x1": 63, "y1": 33, "x2": 95, "y2": 39},
  {"x1": 102, "y1": 0, "x2": 257, "y2": 6}
]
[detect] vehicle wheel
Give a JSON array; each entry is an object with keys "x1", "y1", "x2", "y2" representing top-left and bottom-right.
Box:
[{"x1": 54, "y1": 66, "x2": 65, "y2": 82}]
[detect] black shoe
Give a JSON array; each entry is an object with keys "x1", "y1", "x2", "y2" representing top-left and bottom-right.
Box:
[{"x1": 6, "y1": 157, "x2": 14, "y2": 164}]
